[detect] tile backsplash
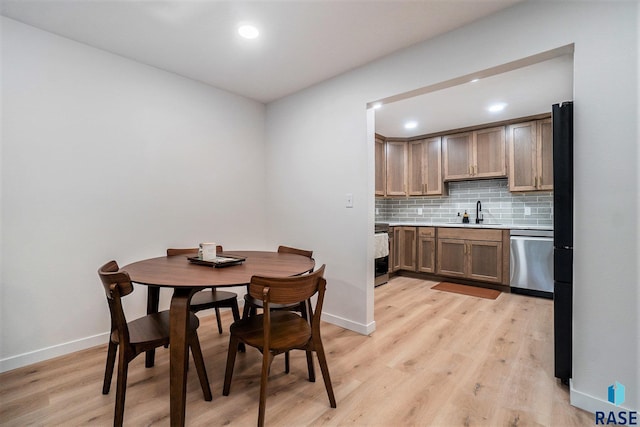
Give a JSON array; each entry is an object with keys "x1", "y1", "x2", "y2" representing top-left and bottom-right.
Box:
[{"x1": 375, "y1": 179, "x2": 552, "y2": 226}]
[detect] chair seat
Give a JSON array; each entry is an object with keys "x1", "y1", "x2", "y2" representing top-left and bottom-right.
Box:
[
  {"x1": 110, "y1": 311, "x2": 200, "y2": 345},
  {"x1": 191, "y1": 290, "x2": 238, "y2": 311},
  {"x1": 230, "y1": 312, "x2": 311, "y2": 351},
  {"x1": 244, "y1": 293, "x2": 301, "y2": 311}
]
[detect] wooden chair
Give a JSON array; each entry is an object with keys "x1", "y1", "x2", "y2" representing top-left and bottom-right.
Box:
[
  {"x1": 167, "y1": 247, "x2": 241, "y2": 333},
  {"x1": 223, "y1": 264, "x2": 335, "y2": 426},
  {"x1": 241, "y1": 245, "x2": 315, "y2": 376},
  {"x1": 98, "y1": 261, "x2": 212, "y2": 427}
]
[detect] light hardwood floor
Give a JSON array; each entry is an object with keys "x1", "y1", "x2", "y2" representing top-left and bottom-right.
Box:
[{"x1": 0, "y1": 276, "x2": 593, "y2": 426}]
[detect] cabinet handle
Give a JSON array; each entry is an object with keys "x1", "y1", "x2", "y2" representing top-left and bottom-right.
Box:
[
  {"x1": 469, "y1": 165, "x2": 472, "y2": 175},
  {"x1": 474, "y1": 165, "x2": 477, "y2": 175}
]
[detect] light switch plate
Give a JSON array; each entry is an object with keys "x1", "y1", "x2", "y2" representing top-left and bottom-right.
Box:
[{"x1": 346, "y1": 193, "x2": 353, "y2": 208}]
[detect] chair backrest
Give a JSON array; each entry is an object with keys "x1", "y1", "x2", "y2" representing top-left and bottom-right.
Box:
[
  {"x1": 167, "y1": 246, "x2": 223, "y2": 256},
  {"x1": 277, "y1": 245, "x2": 313, "y2": 259},
  {"x1": 249, "y1": 264, "x2": 326, "y2": 310},
  {"x1": 98, "y1": 260, "x2": 134, "y2": 344}
]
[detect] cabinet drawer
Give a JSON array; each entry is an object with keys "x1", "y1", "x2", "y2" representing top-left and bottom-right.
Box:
[
  {"x1": 418, "y1": 227, "x2": 435, "y2": 238},
  {"x1": 438, "y1": 227, "x2": 502, "y2": 242}
]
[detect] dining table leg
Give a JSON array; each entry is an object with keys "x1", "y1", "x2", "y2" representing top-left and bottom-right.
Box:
[
  {"x1": 169, "y1": 287, "x2": 195, "y2": 427},
  {"x1": 145, "y1": 285, "x2": 161, "y2": 367}
]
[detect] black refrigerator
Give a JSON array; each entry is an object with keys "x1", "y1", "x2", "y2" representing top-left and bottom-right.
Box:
[{"x1": 553, "y1": 101, "x2": 574, "y2": 385}]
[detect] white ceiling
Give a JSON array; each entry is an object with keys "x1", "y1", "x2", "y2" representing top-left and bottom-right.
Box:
[
  {"x1": 375, "y1": 53, "x2": 574, "y2": 138},
  {"x1": 1, "y1": 0, "x2": 521, "y2": 103}
]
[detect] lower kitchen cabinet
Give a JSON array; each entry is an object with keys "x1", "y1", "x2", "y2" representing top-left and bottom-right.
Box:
[
  {"x1": 436, "y1": 228, "x2": 506, "y2": 284},
  {"x1": 389, "y1": 227, "x2": 399, "y2": 272},
  {"x1": 417, "y1": 227, "x2": 436, "y2": 273},
  {"x1": 398, "y1": 227, "x2": 417, "y2": 271}
]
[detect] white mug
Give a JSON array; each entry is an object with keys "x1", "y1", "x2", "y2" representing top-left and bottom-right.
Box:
[{"x1": 199, "y1": 242, "x2": 217, "y2": 261}]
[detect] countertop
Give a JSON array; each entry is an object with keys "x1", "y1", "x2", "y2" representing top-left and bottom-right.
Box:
[{"x1": 383, "y1": 221, "x2": 553, "y2": 231}]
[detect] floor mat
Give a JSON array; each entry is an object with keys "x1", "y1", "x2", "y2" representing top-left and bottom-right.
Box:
[{"x1": 431, "y1": 282, "x2": 501, "y2": 300}]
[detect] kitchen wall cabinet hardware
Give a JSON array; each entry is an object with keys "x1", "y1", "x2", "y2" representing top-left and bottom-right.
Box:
[
  {"x1": 442, "y1": 127, "x2": 506, "y2": 181},
  {"x1": 408, "y1": 137, "x2": 446, "y2": 196},
  {"x1": 436, "y1": 228, "x2": 506, "y2": 284},
  {"x1": 417, "y1": 227, "x2": 436, "y2": 273},
  {"x1": 507, "y1": 118, "x2": 553, "y2": 192},
  {"x1": 375, "y1": 135, "x2": 386, "y2": 196},
  {"x1": 385, "y1": 141, "x2": 408, "y2": 196}
]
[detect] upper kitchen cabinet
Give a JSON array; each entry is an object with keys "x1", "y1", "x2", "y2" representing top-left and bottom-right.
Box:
[
  {"x1": 375, "y1": 135, "x2": 386, "y2": 196},
  {"x1": 385, "y1": 140, "x2": 408, "y2": 196},
  {"x1": 408, "y1": 137, "x2": 445, "y2": 196},
  {"x1": 507, "y1": 118, "x2": 553, "y2": 192},
  {"x1": 442, "y1": 127, "x2": 506, "y2": 181}
]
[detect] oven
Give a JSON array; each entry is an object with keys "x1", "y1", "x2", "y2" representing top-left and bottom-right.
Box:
[{"x1": 374, "y1": 223, "x2": 390, "y2": 286}]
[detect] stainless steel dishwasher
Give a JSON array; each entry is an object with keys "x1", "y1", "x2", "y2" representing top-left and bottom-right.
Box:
[{"x1": 510, "y1": 229, "x2": 554, "y2": 298}]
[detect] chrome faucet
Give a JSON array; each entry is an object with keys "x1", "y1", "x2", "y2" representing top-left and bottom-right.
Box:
[{"x1": 476, "y1": 200, "x2": 483, "y2": 224}]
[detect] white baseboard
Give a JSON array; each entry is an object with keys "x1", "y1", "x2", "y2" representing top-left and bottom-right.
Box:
[
  {"x1": 321, "y1": 312, "x2": 376, "y2": 335},
  {"x1": 2, "y1": 306, "x2": 373, "y2": 373},
  {"x1": 570, "y1": 380, "x2": 636, "y2": 414},
  {"x1": 0, "y1": 332, "x2": 109, "y2": 373}
]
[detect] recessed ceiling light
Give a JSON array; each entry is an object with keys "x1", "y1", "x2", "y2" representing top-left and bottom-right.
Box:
[
  {"x1": 404, "y1": 121, "x2": 418, "y2": 129},
  {"x1": 238, "y1": 24, "x2": 259, "y2": 39},
  {"x1": 488, "y1": 102, "x2": 507, "y2": 113},
  {"x1": 372, "y1": 102, "x2": 382, "y2": 110},
  {"x1": 471, "y1": 78, "x2": 480, "y2": 83}
]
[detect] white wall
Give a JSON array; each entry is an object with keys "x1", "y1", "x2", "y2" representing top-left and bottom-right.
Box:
[
  {"x1": 0, "y1": 17, "x2": 267, "y2": 370},
  {"x1": 266, "y1": 0, "x2": 638, "y2": 413}
]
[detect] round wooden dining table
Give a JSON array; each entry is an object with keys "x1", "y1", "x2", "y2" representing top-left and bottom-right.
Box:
[{"x1": 122, "y1": 251, "x2": 315, "y2": 427}]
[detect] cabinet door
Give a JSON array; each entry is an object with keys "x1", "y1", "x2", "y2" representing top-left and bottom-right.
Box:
[
  {"x1": 507, "y1": 121, "x2": 537, "y2": 192},
  {"x1": 443, "y1": 132, "x2": 473, "y2": 181},
  {"x1": 537, "y1": 118, "x2": 553, "y2": 190},
  {"x1": 386, "y1": 141, "x2": 407, "y2": 196},
  {"x1": 390, "y1": 227, "x2": 400, "y2": 272},
  {"x1": 474, "y1": 126, "x2": 506, "y2": 178},
  {"x1": 375, "y1": 136, "x2": 386, "y2": 196},
  {"x1": 417, "y1": 228, "x2": 436, "y2": 273},
  {"x1": 424, "y1": 137, "x2": 444, "y2": 195},
  {"x1": 399, "y1": 227, "x2": 417, "y2": 271},
  {"x1": 407, "y1": 140, "x2": 425, "y2": 196},
  {"x1": 437, "y1": 238, "x2": 466, "y2": 278},
  {"x1": 467, "y1": 240, "x2": 503, "y2": 284}
]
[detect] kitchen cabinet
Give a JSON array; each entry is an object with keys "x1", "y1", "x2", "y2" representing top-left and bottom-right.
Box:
[
  {"x1": 507, "y1": 118, "x2": 553, "y2": 192},
  {"x1": 436, "y1": 228, "x2": 505, "y2": 284},
  {"x1": 442, "y1": 127, "x2": 506, "y2": 181},
  {"x1": 389, "y1": 226, "x2": 418, "y2": 271},
  {"x1": 408, "y1": 137, "x2": 445, "y2": 196},
  {"x1": 389, "y1": 227, "x2": 399, "y2": 272},
  {"x1": 385, "y1": 141, "x2": 408, "y2": 196},
  {"x1": 375, "y1": 135, "x2": 386, "y2": 196},
  {"x1": 417, "y1": 227, "x2": 436, "y2": 273}
]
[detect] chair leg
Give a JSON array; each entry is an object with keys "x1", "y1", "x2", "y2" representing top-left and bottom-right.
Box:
[
  {"x1": 242, "y1": 302, "x2": 251, "y2": 320},
  {"x1": 284, "y1": 351, "x2": 290, "y2": 373},
  {"x1": 313, "y1": 339, "x2": 336, "y2": 408},
  {"x1": 223, "y1": 335, "x2": 240, "y2": 396},
  {"x1": 102, "y1": 341, "x2": 117, "y2": 394},
  {"x1": 299, "y1": 303, "x2": 316, "y2": 382},
  {"x1": 114, "y1": 351, "x2": 129, "y2": 427},
  {"x1": 258, "y1": 351, "x2": 275, "y2": 427},
  {"x1": 305, "y1": 351, "x2": 316, "y2": 382},
  {"x1": 214, "y1": 307, "x2": 223, "y2": 334},
  {"x1": 189, "y1": 332, "x2": 212, "y2": 401},
  {"x1": 230, "y1": 302, "x2": 246, "y2": 353}
]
